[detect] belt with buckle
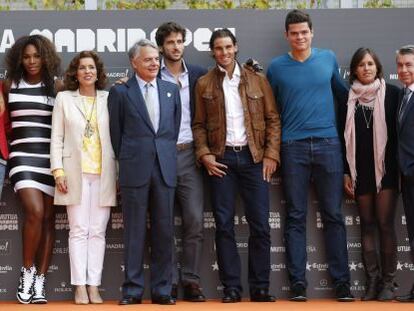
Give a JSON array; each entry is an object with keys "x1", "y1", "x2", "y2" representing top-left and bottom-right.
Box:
[
  {"x1": 225, "y1": 145, "x2": 248, "y2": 152},
  {"x1": 176, "y1": 142, "x2": 193, "y2": 151}
]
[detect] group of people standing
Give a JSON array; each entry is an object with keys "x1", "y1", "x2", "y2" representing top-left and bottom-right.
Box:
[{"x1": 1, "y1": 8, "x2": 414, "y2": 306}]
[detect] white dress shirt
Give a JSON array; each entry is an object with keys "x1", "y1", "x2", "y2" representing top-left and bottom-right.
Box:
[{"x1": 219, "y1": 63, "x2": 247, "y2": 146}]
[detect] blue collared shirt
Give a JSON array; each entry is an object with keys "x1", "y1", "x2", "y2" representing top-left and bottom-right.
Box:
[{"x1": 160, "y1": 59, "x2": 192, "y2": 144}]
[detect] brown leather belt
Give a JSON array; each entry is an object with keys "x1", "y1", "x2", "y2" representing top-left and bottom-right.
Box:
[{"x1": 176, "y1": 142, "x2": 194, "y2": 151}]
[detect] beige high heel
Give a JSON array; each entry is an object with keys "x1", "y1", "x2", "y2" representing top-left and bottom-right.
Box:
[
  {"x1": 87, "y1": 285, "x2": 103, "y2": 304},
  {"x1": 74, "y1": 285, "x2": 89, "y2": 304}
]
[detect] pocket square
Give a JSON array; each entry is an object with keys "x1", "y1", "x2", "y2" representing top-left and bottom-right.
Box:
[{"x1": 167, "y1": 92, "x2": 172, "y2": 98}]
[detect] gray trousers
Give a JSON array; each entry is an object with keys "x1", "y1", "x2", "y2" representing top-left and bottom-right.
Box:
[{"x1": 172, "y1": 146, "x2": 204, "y2": 286}]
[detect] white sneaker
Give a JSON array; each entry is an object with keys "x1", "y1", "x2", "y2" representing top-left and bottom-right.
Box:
[
  {"x1": 16, "y1": 265, "x2": 36, "y2": 304},
  {"x1": 32, "y1": 274, "x2": 47, "y2": 304}
]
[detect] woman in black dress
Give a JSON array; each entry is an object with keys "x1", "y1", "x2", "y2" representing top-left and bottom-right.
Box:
[{"x1": 342, "y1": 47, "x2": 399, "y2": 301}]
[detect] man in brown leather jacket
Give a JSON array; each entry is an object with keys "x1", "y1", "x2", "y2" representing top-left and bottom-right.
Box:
[{"x1": 192, "y1": 29, "x2": 281, "y2": 303}]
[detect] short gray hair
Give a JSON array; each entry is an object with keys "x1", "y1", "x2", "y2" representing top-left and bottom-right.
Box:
[
  {"x1": 397, "y1": 44, "x2": 414, "y2": 57},
  {"x1": 128, "y1": 39, "x2": 158, "y2": 60}
]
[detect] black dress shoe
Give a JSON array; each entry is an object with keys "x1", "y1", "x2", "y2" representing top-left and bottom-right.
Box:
[
  {"x1": 250, "y1": 288, "x2": 276, "y2": 302},
  {"x1": 222, "y1": 289, "x2": 241, "y2": 303},
  {"x1": 183, "y1": 284, "x2": 206, "y2": 302},
  {"x1": 152, "y1": 295, "x2": 176, "y2": 305},
  {"x1": 119, "y1": 296, "x2": 142, "y2": 305},
  {"x1": 396, "y1": 292, "x2": 414, "y2": 302},
  {"x1": 171, "y1": 284, "x2": 178, "y2": 300}
]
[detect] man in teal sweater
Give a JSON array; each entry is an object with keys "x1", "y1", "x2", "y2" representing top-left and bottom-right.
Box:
[{"x1": 267, "y1": 9, "x2": 353, "y2": 302}]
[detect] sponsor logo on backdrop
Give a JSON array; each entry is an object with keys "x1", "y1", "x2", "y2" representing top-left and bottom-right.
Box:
[
  {"x1": 397, "y1": 261, "x2": 414, "y2": 271},
  {"x1": 55, "y1": 213, "x2": 69, "y2": 230},
  {"x1": 174, "y1": 238, "x2": 183, "y2": 253},
  {"x1": 347, "y1": 241, "x2": 362, "y2": 251},
  {"x1": 351, "y1": 279, "x2": 364, "y2": 292},
  {"x1": 203, "y1": 212, "x2": 215, "y2": 229},
  {"x1": 345, "y1": 215, "x2": 360, "y2": 226},
  {"x1": 389, "y1": 73, "x2": 398, "y2": 80},
  {"x1": 106, "y1": 67, "x2": 129, "y2": 80},
  {"x1": 0, "y1": 27, "x2": 235, "y2": 54},
  {"x1": 269, "y1": 212, "x2": 281, "y2": 229},
  {"x1": 348, "y1": 261, "x2": 363, "y2": 271},
  {"x1": 174, "y1": 216, "x2": 182, "y2": 226},
  {"x1": 315, "y1": 278, "x2": 332, "y2": 291},
  {"x1": 234, "y1": 216, "x2": 248, "y2": 226},
  {"x1": 212, "y1": 261, "x2": 219, "y2": 271},
  {"x1": 316, "y1": 212, "x2": 323, "y2": 229},
  {"x1": 0, "y1": 288, "x2": 7, "y2": 294},
  {"x1": 270, "y1": 246, "x2": 285, "y2": 253},
  {"x1": 54, "y1": 282, "x2": 72, "y2": 293},
  {"x1": 0, "y1": 213, "x2": 18, "y2": 231},
  {"x1": 307, "y1": 245, "x2": 317, "y2": 253},
  {"x1": 402, "y1": 215, "x2": 407, "y2": 225},
  {"x1": 111, "y1": 212, "x2": 123, "y2": 230},
  {"x1": 339, "y1": 67, "x2": 350, "y2": 80},
  {"x1": 344, "y1": 198, "x2": 356, "y2": 205},
  {"x1": 271, "y1": 176, "x2": 281, "y2": 186},
  {"x1": 48, "y1": 264, "x2": 58, "y2": 273},
  {"x1": 306, "y1": 262, "x2": 329, "y2": 271},
  {"x1": 397, "y1": 243, "x2": 411, "y2": 252},
  {"x1": 53, "y1": 239, "x2": 68, "y2": 255},
  {"x1": 271, "y1": 263, "x2": 286, "y2": 272},
  {"x1": 0, "y1": 239, "x2": 11, "y2": 255},
  {"x1": 106, "y1": 239, "x2": 124, "y2": 253},
  {"x1": 236, "y1": 236, "x2": 248, "y2": 253},
  {"x1": 0, "y1": 265, "x2": 12, "y2": 274}
]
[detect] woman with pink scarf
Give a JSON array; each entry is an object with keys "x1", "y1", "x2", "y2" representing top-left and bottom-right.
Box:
[{"x1": 341, "y1": 47, "x2": 399, "y2": 301}]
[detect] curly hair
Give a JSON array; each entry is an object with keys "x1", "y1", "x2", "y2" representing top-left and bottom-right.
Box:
[
  {"x1": 5, "y1": 35, "x2": 61, "y2": 97},
  {"x1": 155, "y1": 21, "x2": 186, "y2": 47},
  {"x1": 64, "y1": 50, "x2": 108, "y2": 91}
]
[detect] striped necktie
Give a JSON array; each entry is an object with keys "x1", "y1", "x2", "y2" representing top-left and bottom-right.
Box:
[
  {"x1": 399, "y1": 87, "x2": 412, "y2": 123},
  {"x1": 144, "y1": 82, "x2": 157, "y2": 132}
]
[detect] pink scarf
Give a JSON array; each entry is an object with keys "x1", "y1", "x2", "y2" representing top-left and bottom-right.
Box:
[{"x1": 344, "y1": 78, "x2": 387, "y2": 193}]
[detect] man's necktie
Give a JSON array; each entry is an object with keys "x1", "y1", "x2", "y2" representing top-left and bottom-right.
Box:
[
  {"x1": 145, "y1": 83, "x2": 157, "y2": 132},
  {"x1": 399, "y1": 87, "x2": 412, "y2": 123}
]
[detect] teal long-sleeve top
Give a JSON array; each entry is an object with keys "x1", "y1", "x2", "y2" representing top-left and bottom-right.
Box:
[{"x1": 267, "y1": 48, "x2": 348, "y2": 142}]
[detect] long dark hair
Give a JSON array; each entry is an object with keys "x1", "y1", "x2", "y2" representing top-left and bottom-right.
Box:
[{"x1": 5, "y1": 35, "x2": 61, "y2": 97}]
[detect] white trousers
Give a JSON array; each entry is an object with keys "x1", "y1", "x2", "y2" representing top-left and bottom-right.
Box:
[{"x1": 66, "y1": 173, "x2": 110, "y2": 286}]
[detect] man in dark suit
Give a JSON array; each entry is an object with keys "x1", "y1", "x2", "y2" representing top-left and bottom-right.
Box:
[
  {"x1": 109, "y1": 38, "x2": 181, "y2": 305},
  {"x1": 155, "y1": 21, "x2": 207, "y2": 302},
  {"x1": 395, "y1": 44, "x2": 414, "y2": 303}
]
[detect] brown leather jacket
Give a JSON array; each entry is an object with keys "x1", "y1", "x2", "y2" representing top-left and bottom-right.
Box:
[{"x1": 192, "y1": 65, "x2": 281, "y2": 164}]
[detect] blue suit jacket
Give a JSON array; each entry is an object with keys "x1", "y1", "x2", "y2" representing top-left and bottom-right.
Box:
[
  {"x1": 158, "y1": 62, "x2": 207, "y2": 121},
  {"x1": 108, "y1": 76, "x2": 181, "y2": 187},
  {"x1": 397, "y1": 87, "x2": 414, "y2": 177}
]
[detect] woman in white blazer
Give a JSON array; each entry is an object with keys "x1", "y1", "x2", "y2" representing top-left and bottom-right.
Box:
[{"x1": 50, "y1": 51, "x2": 116, "y2": 304}]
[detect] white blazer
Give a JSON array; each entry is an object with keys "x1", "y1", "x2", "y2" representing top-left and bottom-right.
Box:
[{"x1": 50, "y1": 89, "x2": 117, "y2": 206}]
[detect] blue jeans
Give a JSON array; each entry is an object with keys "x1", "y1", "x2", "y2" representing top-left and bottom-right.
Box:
[
  {"x1": 209, "y1": 148, "x2": 270, "y2": 293},
  {"x1": 281, "y1": 137, "x2": 350, "y2": 287}
]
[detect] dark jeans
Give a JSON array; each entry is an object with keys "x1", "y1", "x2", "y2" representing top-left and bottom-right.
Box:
[
  {"x1": 209, "y1": 148, "x2": 270, "y2": 293},
  {"x1": 281, "y1": 137, "x2": 350, "y2": 287}
]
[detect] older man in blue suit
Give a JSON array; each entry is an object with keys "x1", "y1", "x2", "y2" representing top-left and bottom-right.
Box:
[
  {"x1": 396, "y1": 45, "x2": 414, "y2": 303},
  {"x1": 109, "y1": 39, "x2": 181, "y2": 305}
]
